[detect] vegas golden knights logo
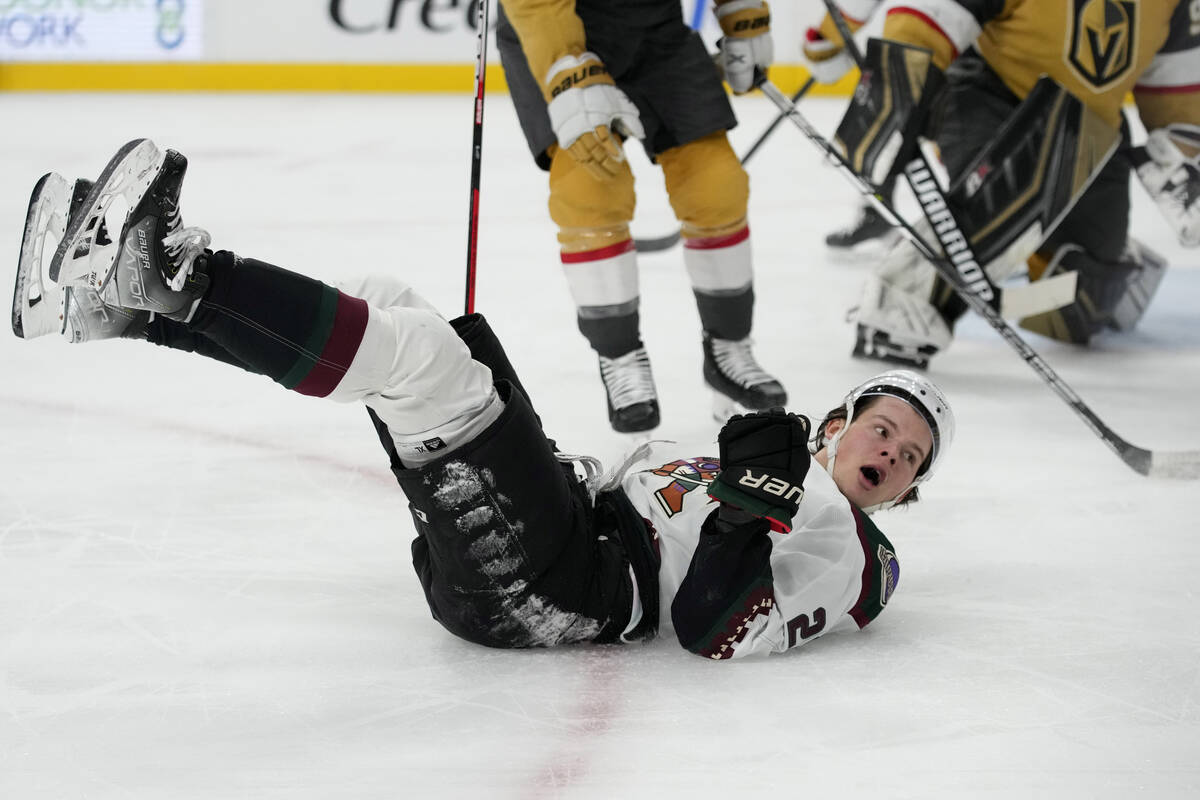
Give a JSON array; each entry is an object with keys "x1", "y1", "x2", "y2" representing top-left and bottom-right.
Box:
[{"x1": 1067, "y1": 0, "x2": 1138, "y2": 90}]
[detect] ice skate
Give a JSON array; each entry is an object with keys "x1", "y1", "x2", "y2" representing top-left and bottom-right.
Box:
[
  {"x1": 824, "y1": 204, "x2": 901, "y2": 255},
  {"x1": 598, "y1": 347, "x2": 661, "y2": 434},
  {"x1": 51, "y1": 138, "x2": 211, "y2": 323},
  {"x1": 703, "y1": 334, "x2": 787, "y2": 422},
  {"x1": 61, "y1": 177, "x2": 151, "y2": 343},
  {"x1": 12, "y1": 172, "x2": 72, "y2": 339}
]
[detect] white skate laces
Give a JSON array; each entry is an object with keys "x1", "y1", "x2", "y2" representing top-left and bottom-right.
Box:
[
  {"x1": 708, "y1": 337, "x2": 774, "y2": 389},
  {"x1": 161, "y1": 201, "x2": 211, "y2": 291},
  {"x1": 599, "y1": 348, "x2": 657, "y2": 409},
  {"x1": 557, "y1": 438, "x2": 671, "y2": 502}
]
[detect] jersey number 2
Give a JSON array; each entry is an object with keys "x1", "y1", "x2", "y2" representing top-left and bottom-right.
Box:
[{"x1": 786, "y1": 608, "x2": 826, "y2": 647}]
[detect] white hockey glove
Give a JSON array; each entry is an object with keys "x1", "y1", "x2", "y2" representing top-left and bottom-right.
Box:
[
  {"x1": 715, "y1": 0, "x2": 773, "y2": 94},
  {"x1": 544, "y1": 52, "x2": 645, "y2": 182},
  {"x1": 1131, "y1": 123, "x2": 1200, "y2": 248}
]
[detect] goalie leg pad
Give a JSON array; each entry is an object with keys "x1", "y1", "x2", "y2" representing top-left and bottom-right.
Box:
[
  {"x1": 853, "y1": 271, "x2": 953, "y2": 370},
  {"x1": 1018, "y1": 240, "x2": 1166, "y2": 344},
  {"x1": 944, "y1": 76, "x2": 1120, "y2": 269}
]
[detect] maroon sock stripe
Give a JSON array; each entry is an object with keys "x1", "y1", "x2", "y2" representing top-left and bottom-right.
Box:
[{"x1": 284, "y1": 289, "x2": 369, "y2": 397}]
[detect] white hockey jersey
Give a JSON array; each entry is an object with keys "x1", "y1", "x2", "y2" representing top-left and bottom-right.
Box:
[{"x1": 621, "y1": 454, "x2": 900, "y2": 659}]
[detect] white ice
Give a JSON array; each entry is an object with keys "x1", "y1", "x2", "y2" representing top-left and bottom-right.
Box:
[{"x1": 1, "y1": 90, "x2": 1199, "y2": 799}]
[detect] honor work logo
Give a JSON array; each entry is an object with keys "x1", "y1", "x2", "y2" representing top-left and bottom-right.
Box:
[{"x1": 1067, "y1": 0, "x2": 1137, "y2": 91}]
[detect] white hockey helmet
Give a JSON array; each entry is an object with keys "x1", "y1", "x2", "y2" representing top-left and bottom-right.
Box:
[{"x1": 822, "y1": 369, "x2": 955, "y2": 512}]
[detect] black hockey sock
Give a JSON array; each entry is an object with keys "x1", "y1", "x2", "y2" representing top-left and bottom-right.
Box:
[
  {"x1": 693, "y1": 286, "x2": 753, "y2": 341},
  {"x1": 138, "y1": 316, "x2": 255, "y2": 373},
  {"x1": 577, "y1": 308, "x2": 642, "y2": 358},
  {"x1": 187, "y1": 250, "x2": 369, "y2": 397}
]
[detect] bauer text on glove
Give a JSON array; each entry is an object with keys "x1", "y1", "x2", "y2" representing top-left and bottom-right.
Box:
[
  {"x1": 708, "y1": 409, "x2": 812, "y2": 533},
  {"x1": 715, "y1": 0, "x2": 773, "y2": 94},
  {"x1": 544, "y1": 52, "x2": 645, "y2": 181}
]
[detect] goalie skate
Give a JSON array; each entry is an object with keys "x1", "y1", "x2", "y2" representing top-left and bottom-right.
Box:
[
  {"x1": 825, "y1": 204, "x2": 901, "y2": 254},
  {"x1": 12, "y1": 172, "x2": 72, "y2": 338}
]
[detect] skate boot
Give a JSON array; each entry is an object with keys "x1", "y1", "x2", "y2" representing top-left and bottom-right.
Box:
[
  {"x1": 598, "y1": 347, "x2": 661, "y2": 434},
  {"x1": 62, "y1": 177, "x2": 152, "y2": 342},
  {"x1": 12, "y1": 172, "x2": 72, "y2": 339},
  {"x1": 703, "y1": 334, "x2": 787, "y2": 422},
  {"x1": 52, "y1": 138, "x2": 211, "y2": 323},
  {"x1": 825, "y1": 204, "x2": 900, "y2": 252}
]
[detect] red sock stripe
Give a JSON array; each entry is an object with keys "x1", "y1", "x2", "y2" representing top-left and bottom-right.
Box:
[
  {"x1": 683, "y1": 226, "x2": 749, "y2": 251},
  {"x1": 293, "y1": 291, "x2": 370, "y2": 397},
  {"x1": 559, "y1": 238, "x2": 635, "y2": 263}
]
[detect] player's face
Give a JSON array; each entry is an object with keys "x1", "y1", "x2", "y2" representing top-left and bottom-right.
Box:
[{"x1": 824, "y1": 397, "x2": 932, "y2": 509}]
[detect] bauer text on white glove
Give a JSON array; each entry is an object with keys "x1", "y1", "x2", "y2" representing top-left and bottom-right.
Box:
[
  {"x1": 544, "y1": 52, "x2": 645, "y2": 181},
  {"x1": 715, "y1": 0, "x2": 773, "y2": 94}
]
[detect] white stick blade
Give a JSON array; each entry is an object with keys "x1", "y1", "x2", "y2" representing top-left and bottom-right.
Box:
[{"x1": 1148, "y1": 451, "x2": 1200, "y2": 480}]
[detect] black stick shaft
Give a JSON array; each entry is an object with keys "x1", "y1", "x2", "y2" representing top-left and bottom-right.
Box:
[{"x1": 464, "y1": 0, "x2": 491, "y2": 315}]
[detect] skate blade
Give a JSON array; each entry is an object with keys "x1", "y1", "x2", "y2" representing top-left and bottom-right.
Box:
[
  {"x1": 711, "y1": 391, "x2": 752, "y2": 424},
  {"x1": 12, "y1": 172, "x2": 72, "y2": 339},
  {"x1": 50, "y1": 138, "x2": 166, "y2": 293}
]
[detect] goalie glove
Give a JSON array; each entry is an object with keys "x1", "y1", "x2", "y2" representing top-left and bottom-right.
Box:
[
  {"x1": 1131, "y1": 123, "x2": 1200, "y2": 248},
  {"x1": 835, "y1": 38, "x2": 944, "y2": 188},
  {"x1": 802, "y1": 26, "x2": 854, "y2": 84},
  {"x1": 707, "y1": 409, "x2": 811, "y2": 534},
  {"x1": 801, "y1": 4, "x2": 873, "y2": 85},
  {"x1": 715, "y1": 0, "x2": 773, "y2": 94},
  {"x1": 544, "y1": 52, "x2": 645, "y2": 181}
]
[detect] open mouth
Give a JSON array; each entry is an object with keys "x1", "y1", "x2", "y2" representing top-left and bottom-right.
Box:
[{"x1": 861, "y1": 466, "x2": 881, "y2": 487}]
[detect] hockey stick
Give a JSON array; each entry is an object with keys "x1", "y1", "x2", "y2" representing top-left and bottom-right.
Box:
[
  {"x1": 464, "y1": 0, "x2": 491, "y2": 315},
  {"x1": 632, "y1": 76, "x2": 816, "y2": 253},
  {"x1": 758, "y1": 76, "x2": 1200, "y2": 478}
]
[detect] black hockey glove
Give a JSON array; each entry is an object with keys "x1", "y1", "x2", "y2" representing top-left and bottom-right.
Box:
[
  {"x1": 834, "y1": 38, "x2": 944, "y2": 188},
  {"x1": 707, "y1": 409, "x2": 811, "y2": 533}
]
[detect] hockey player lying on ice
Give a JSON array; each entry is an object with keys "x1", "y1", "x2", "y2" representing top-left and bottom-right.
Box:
[{"x1": 13, "y1": 140, "x2": 955, "y2": 660}]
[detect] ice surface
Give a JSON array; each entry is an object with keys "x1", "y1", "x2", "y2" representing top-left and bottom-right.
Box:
[{"x1": 1, "y1": 90, "x2": 1198, "y2": 799}]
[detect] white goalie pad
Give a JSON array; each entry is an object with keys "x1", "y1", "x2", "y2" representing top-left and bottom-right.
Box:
[
  {"x1": 12, "y1": 172, "x2": 72, "y2": 339},
  {"x1": 875, "y1": 218, "x2": 1076, "y2": 320}
]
